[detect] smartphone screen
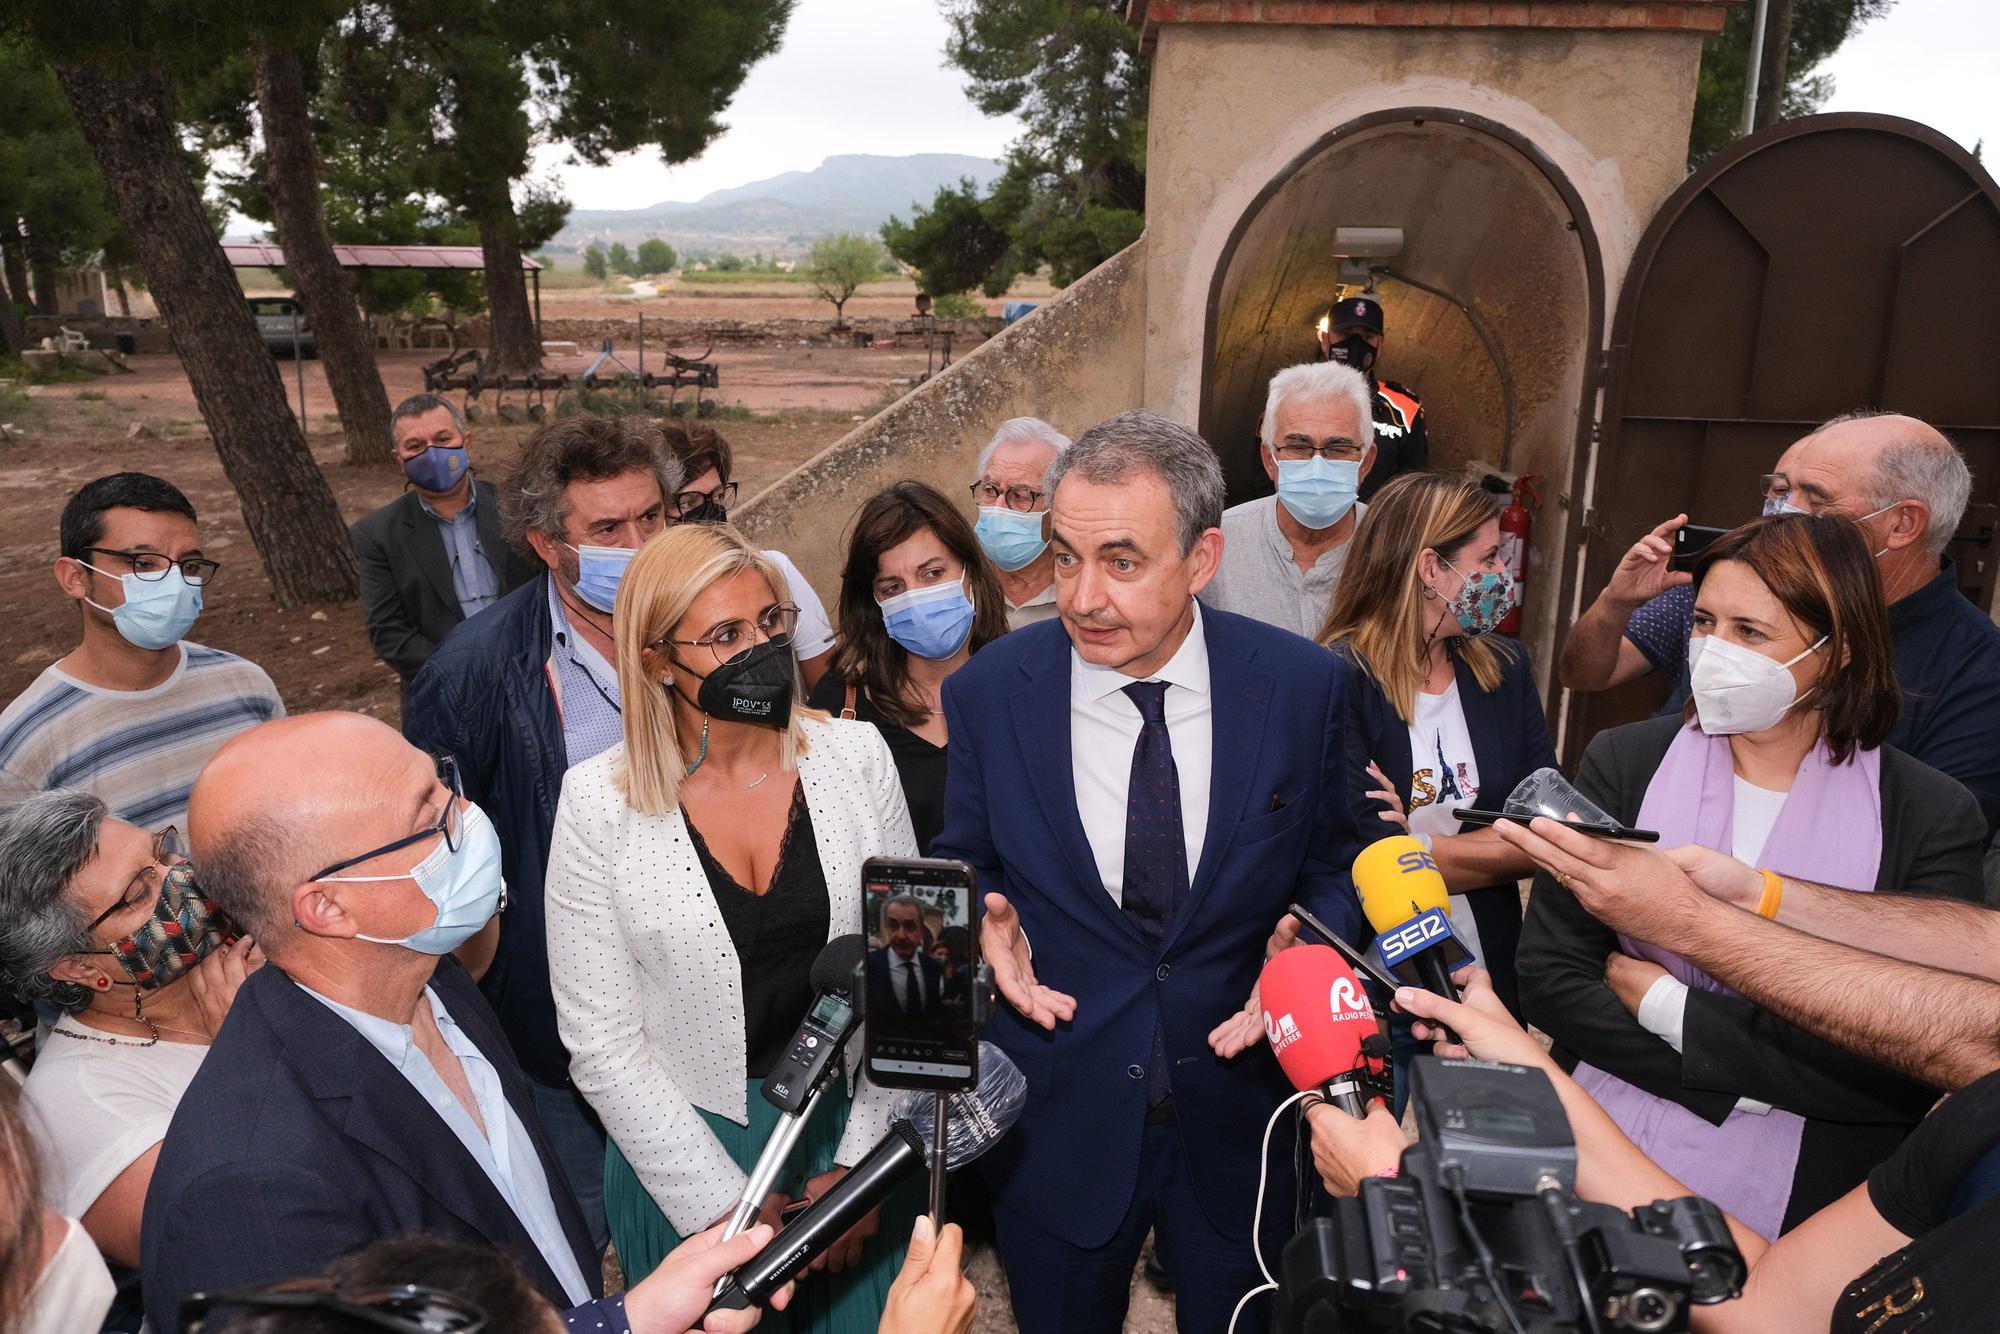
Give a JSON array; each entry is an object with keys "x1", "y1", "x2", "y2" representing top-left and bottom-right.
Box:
[{"x1": 861, "y1": 856, "x2": 979, "y2": 1090}]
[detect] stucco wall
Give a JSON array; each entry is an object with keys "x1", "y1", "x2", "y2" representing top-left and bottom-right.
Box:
[
  {"x1": 733, "y1": 240, "x2": 1148, "y2": 602},
  {"x1": 1142, "y1": 24, "x2": 1708, "y2": 429}
]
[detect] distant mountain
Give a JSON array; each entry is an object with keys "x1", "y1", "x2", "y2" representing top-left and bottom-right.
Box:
[{"x1": 556, "y1": 153, "x2": 1004, "y2": 257}]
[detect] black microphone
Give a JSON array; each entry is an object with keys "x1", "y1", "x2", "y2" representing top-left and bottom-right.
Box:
[
  {"x1": 720, "y1": 935, "x2": 866, "y2": 1240},
  {"x1": 710, "y1": 1121, "x2": 926, "y2": 1312},
  {"x1": 708, "y1": 1042, "x2": 1027, "y2": 1313}
]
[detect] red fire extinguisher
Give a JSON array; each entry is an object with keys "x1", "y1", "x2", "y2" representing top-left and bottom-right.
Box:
[{"x1": 1496, "y1": 474, "x2": 1540, "y2": 636}]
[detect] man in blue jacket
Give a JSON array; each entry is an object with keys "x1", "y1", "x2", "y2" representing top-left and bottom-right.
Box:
[
  {"x1": 931, "y1": 411, "x2": 1365, "y2": 1334},
  {"x1": 402, "y1": 414, "x2": 681, "y2": 1251}
]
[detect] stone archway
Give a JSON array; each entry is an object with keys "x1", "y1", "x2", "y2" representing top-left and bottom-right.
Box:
[{"x1": 1200, "y1": 108, "x2": 1605, "y2": 670}]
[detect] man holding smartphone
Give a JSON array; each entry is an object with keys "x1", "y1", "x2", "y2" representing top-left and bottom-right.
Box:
[{"x1": 931, "y1": 411, "x2": 1364, "y2": 1334}]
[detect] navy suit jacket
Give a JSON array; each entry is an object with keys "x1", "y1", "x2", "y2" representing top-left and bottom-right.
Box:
[
  {"x1": 140, "y1": 957, "x2": 599, "y2": 1331},
  {"x1": 930, "y1": 608, "x2": 1363, "y2": 1248},
  {"x1": 867, "y1": 946, "x2": 946, "y2": 1019},
  {"x1": 1338, "y1": 640, "x2": 1556, "y2": 1018}
]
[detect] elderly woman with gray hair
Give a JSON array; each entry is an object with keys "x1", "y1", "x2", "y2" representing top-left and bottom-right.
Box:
[{"x1": 0, "y1": 789, "x2": 260, "y2": 1275}]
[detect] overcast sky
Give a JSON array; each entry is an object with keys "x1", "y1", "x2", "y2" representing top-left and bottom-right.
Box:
[
  {"x1": 531, "y1": 0, "x2": 1023, "y2": 209},
  {"x1": 537, "y1": 0, "x2": 1997, "y2": 212}
]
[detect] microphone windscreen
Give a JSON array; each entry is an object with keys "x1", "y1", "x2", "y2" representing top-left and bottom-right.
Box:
[
  {"x1": 1353, "y1": 835, "x2": 1449, "y2": 933},
  {"x1": 1259, "y1": 946, "x2": 1379, "y2": 1094},
  {"x1": 897, "y1": 1041, "x2": 1026, "y2": 1170},
  {"x1": 811, "y1": 934, "x2": 868, "y2": 996}
]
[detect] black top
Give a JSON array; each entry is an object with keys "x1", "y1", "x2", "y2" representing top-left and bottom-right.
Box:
[
  {"x1": 1516, "y1": 713, "x2": 1986, "y2": 1232},
  {"x1": 685, "y1": 782, "x2": 831, "y2": 1078},
  {"x1": 1829, "y1": 1069, "x2": 2000, "y2": 1332},
  {"x1": 808, "y1": 673, "x2": 948, "y2": 853}
]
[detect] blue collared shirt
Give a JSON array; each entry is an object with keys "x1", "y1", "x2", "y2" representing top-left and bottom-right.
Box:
[
  {"x1": 300, "y1": 983, "x2": 594, "y2": 1306},
  {"x1": 419, "y1": 487, "x2": 502, "y2": 620},
  {"x1": 545, "y1": 577, "x2": 624, "y2": 769}
]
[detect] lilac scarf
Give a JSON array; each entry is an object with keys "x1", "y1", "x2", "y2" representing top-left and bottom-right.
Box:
[{"x1": 1572, "y1": 724, "x2": 1882, "y2": 1240}]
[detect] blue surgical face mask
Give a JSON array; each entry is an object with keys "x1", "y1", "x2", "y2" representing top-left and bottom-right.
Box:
[
  {"x1": 567, "y1": 542, "x2": 637, "y2": 613},
  {"x1": 81, "y1": 563, "x2": 203, "y2": 650},
  {"x1": 1272, "y1": 454, "x2": 1362, "y2": 530},
  {"x1": 974, "y1": 506, "x2": 1048, "y2": 572},
  {"x1": 879, "y1": 579, "x2": 976, "y2": 660},
  {"x1": 324, "y1": 802, "x2": 506, "y2": 954},
  {"x1": 404, "y1": 444, "x2": 470, "y2": 494}
]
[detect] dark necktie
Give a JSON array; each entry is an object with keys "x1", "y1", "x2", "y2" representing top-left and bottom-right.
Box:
[
  {"x1": 903, "y1": 958, "x2": 922, "y2": 1015},
  {"x1": 1122, "y1": 680, "x2": 1188, "y2": 1105},
  {"x1": 1121, "y1": 681, "x2": 1189, "y2": 943}
]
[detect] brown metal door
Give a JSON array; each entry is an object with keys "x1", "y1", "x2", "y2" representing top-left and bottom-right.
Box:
[{"x1": 1562, "y1": 112, "x2": 2000, "y2": 765}]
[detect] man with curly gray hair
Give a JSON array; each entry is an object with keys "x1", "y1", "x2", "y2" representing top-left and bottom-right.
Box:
[{"x1": 402, "y1": 413, "x2": 683, "y2": 1255}]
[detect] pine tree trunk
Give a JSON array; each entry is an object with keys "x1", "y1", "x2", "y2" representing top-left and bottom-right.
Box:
[
  {"x1": 0, "y1": 270, "x2": 24, "y2": 356},
  {"x1": 254, "y1": 36, "x2": 396, "y2": 466},
  {"x1": 1754, "y1": 0, "x2": 1796, "y2": 131},
  {"x1": 55, "y1": 59, "x2": 358, "y2": 607},
  {"x1": 472, "y1": 188, "x2": 541, "y2": 375},
  {"x1": 27, "y1": 238, "x2": 59, "y2": 315},
  {"x1": 1, "y1": 240, "x2": 28, "y2": 322},
  {"x1": 110, "y1": 270, "x2": 131, "y2": 318}
]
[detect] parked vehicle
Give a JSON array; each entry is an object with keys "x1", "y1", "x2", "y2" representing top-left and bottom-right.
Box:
[{"x1": 250, "y1": 295, "x2": 317, "y2": 358}]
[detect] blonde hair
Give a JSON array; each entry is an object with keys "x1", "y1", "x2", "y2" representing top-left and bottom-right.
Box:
[
  {"x1": 1317, "y1": 472, "x2": 1510, "y2": 723},
  {"x1": 613, "y1": 523, "x2": 819, "y2": 815}
]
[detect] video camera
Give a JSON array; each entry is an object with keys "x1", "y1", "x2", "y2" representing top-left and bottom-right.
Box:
[{"x1": 1277, "y1": 1058, "x2": 1744, "y2": 1333}]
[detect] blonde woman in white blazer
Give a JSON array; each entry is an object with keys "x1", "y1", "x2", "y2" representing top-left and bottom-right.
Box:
[{"x1": 545, "y1": 523, "x2": 920, "y2": 1333}]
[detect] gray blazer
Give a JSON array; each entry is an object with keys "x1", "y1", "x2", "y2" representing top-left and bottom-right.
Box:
[{"x1": 350, "y1": 481, "x2": 539, "y2": 688}]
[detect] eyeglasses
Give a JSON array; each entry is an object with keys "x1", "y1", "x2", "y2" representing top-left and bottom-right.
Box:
[
  {"x1": 180, "y1": 1281, "x2": 489, "y2": 1333},
  {"x1": 307, "y1": 755, "x2": 464, "y2": 883},
  {"x1": 969, "y1": 481, "x2": 1045, "y2": 513},
  {"x1": 79, "y1": 548, "x2": 222, "y2": 586},
  {"x1": 672, "y1": 481, "x2": 738, "y2": 518},
  {"x1": 655, "y1": 603, "x2": 799, "y2": 669},
  {"x1": 85, "y1": 826, "x2": 186, "y2": 932},
  {"x1": 1271, "y1": 440, "x2": 1366, "y2": 463}
]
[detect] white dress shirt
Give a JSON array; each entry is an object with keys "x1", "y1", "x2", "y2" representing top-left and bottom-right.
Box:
[
  {"x1": 893, "y1": 952, "x2": 929, "y2": 1012},
  {"x1": 300, "y1": 984, "x2": 593, "y2": 1305},
  {"x1": 1070, "y1": 601, "x2": 1213, "y2": 905}
]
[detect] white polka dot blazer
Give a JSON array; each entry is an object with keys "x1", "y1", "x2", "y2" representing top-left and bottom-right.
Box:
[{"x1": 544, "y1": 714, "x2": 919, "y2": 1234}]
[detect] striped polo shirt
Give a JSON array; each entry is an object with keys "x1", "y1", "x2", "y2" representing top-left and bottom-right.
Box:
[{"x1": 0, "y1": 643, "x2": 286, "y2": 832}]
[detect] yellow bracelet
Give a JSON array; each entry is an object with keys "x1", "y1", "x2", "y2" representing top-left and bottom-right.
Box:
[{"x1": 1756, "y1": 869, "x2": 1784, "y2": 920}]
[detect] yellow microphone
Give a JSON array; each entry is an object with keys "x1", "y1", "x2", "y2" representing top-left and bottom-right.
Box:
[{"x1": 1351, "y1": 835, "x2": 1464, "y2": 1039}]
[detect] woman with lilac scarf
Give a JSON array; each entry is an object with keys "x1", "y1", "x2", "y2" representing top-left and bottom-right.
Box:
[{"x1": 1519, "y1": 513, "x2": 1984, "y2": 1241}]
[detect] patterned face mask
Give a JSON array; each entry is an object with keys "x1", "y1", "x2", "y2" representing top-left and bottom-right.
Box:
[
  {"x1": 1442, "y1": 557, "x2": 1516, "y2": 638},
  {"x1": 102, "y1": 863, "x2": 234, "y2": 990}
]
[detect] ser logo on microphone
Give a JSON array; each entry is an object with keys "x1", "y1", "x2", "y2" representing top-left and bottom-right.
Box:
[
  {"x1": 1377, "y1": 907, "x2": 1457, "y2": 970},
  {"x1": 1263, "y1": 1009, "x2": 1303, "y2": 1055},
  {"x1": 1397, "y1": 849, "x2": 1440, "y2": 874}
]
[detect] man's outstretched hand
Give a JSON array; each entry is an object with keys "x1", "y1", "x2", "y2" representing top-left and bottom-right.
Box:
[
  {"x1": 1208, "y1": 913, "x2": 1304, "y2": 1058},
  {"x1": 981, "y1": 892, "x2": 1077, "y2": 1030}
]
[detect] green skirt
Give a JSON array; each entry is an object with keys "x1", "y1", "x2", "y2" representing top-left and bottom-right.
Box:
[{"x1": 604, "y1": 1080, "x2": 921, "y2": 1333}]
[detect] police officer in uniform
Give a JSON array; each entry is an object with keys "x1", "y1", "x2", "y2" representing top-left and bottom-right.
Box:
[{"x1": 1318, "y1": 293, "x2": 1427, "y2": 502}]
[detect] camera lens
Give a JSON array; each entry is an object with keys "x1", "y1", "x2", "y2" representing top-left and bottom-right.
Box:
[{"x1": 1624, "y1": 1287, "x2": 1678, "y2": 1333}]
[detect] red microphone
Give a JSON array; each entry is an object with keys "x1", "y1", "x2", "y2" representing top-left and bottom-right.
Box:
[{"x1": 1259, "y1": 945, "x2": 1387, "y2": 1116}]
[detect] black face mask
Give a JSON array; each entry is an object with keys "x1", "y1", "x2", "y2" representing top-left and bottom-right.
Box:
[
  {"x1": 675, "y1": 638, "x2": 795, "y2": 728},
  {"x1": 1326, "y1": 333, "x2": 1378, "y2": 375},
  {"x1": 680, "y1": 499, "x2": 729, "y2": 525}
]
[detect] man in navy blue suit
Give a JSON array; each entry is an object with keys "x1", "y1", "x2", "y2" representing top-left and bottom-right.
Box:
[
  {"x1": 932, "y1": 411, "x2": 1365, "y2": 1333},
  {"x1": 140, "y1": 713, "x2": 775, "y2": 1334},
  {"x1": 868, "y1": 894, "x2": 948, "y2": 1022}
]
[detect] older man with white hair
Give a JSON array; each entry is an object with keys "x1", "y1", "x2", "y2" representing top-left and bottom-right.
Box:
[
  {"x1": 1202, "y1": 361, "x2": 1377, "y2": 639},
  {"x1": 969, "y1": 417, "x2": 1070, "y2": 629}
]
